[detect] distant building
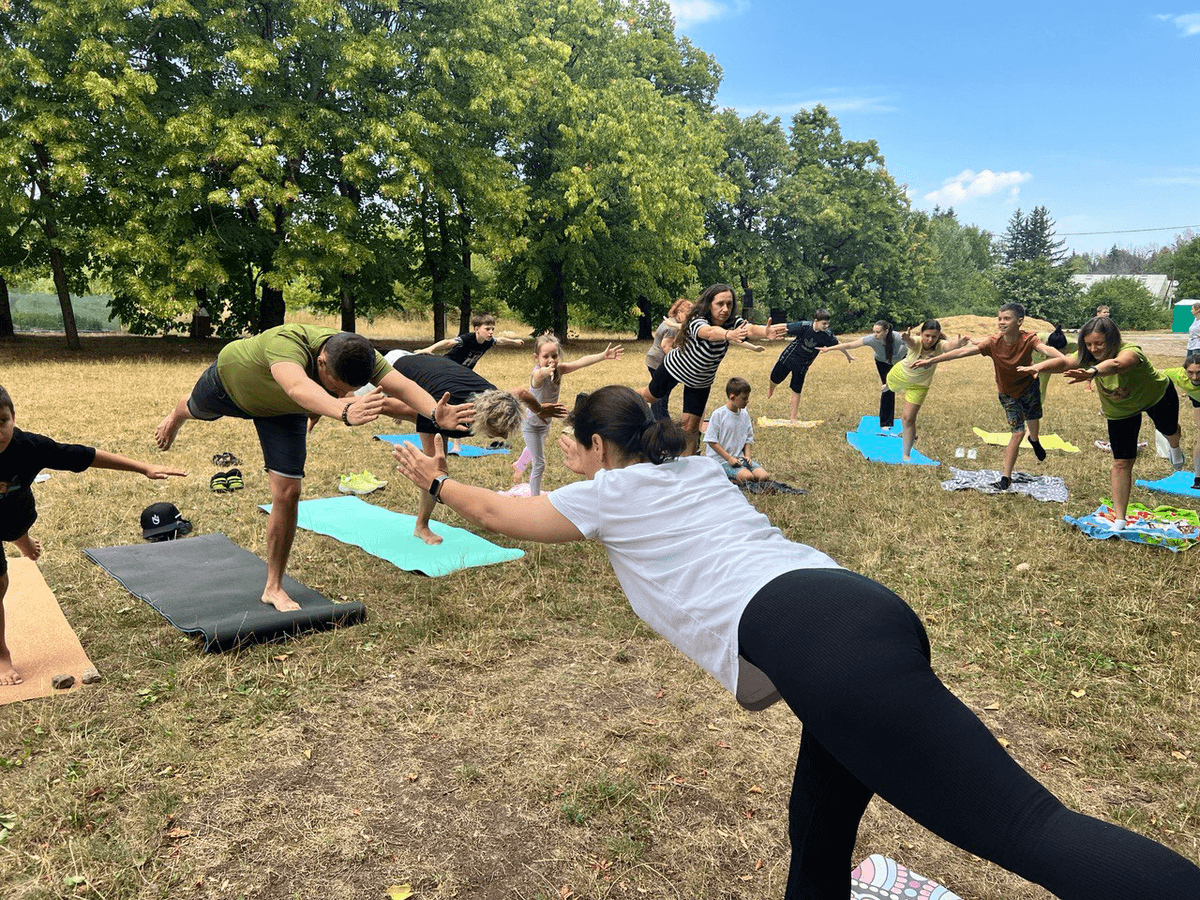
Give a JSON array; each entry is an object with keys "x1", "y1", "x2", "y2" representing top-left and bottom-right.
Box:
[{"x1": 1071, "y1": 273, "x2": 1177, "y2": 304}]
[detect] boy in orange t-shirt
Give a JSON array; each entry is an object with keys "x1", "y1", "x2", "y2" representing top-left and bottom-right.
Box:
[{"x1": 913, "y1": 303, "x2": 1067, "y2": 489}]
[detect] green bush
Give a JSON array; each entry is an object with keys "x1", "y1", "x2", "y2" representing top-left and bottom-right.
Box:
[{"x1": 1084, "y1": 277, "x2": 1170, "y2": 330}]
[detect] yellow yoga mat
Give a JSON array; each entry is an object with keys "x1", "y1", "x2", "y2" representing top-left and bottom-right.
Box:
[
  {"x1": 1, "y1": 557, "x2": 97, "y2": 705},
  {"x1": 972, "y1": 427, "x2": 1080, "y2": 453},
  {"x1": 757, "y1": 417, "x2": 823, "y2": 428}
]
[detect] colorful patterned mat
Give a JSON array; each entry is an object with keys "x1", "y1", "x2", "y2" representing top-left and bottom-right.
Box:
[
  {"x1": 972, "y1": 427, "x2": 1080, "y2": 453},
  {"x1": 851, "y1": 854, "x2": 961, "y2": 900},
  {"x1": 1063, "y1": 501, "x2": 1199, "y2": 552},
  {"x1": 373, "y1": 434, "x2": 509, "y2": 456}
]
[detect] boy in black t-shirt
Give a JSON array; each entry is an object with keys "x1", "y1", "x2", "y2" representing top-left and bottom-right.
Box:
[
  {"x1": 413, "y1": 312, "x2": 524, "y2": 370},
  {"x1": 766, "y1": 309, "x2": 851, "y2": 425},
  {"x1": 0, "y1": 386, "x2": 185, "y2": 686}
]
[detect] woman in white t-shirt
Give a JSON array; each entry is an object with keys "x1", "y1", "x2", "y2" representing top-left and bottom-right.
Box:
[{"x1": 391, "y1": 385, "x2": 1200, "y2": 900}]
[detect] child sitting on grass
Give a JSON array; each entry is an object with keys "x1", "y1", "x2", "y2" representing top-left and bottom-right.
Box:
[
  {"x1": 704, "y1": 377, "x2": 770, "y2": 484},
  {"x1": 0, "y1": 385, "x2": 186, "y2": 686}
]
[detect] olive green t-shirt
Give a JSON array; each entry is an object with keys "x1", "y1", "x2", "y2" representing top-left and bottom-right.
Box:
[
  {"x1": 1087, "y1": 343, "x2": 1169, "y2": 420},
  {"x1": 216, "y1": 324, "x2": 391, "y2": 417},
  {"x1": 1163, "y1": 367, "x2": 1200, "y2": 404}
]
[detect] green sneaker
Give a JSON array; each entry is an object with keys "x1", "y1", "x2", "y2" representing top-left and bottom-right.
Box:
[{"x1": 338, "y1": 472, "x2": 383, "y2": 495}]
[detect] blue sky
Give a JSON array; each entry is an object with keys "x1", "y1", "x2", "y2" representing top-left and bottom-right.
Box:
[{"x1": 669, "y1": 1, "x2": 1200, "y2": 256}]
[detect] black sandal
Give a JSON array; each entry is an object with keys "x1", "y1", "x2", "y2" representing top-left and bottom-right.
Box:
[
  {"x1": 211, "y1": 452, "x2": 241, "y2": 467},
  {"x1": 225, "y1": 468, "x2": 244, "y2": 491},
  {"x1": 209, "y1": 471, "x2": 230, "y2": 493}
]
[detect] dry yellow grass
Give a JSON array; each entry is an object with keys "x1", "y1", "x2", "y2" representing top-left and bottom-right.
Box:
[{"x1": 0, "y1": 323, "x2": 1197, "y2": 900}]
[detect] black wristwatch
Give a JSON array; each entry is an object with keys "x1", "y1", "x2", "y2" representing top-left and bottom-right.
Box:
[{"x1": 429, "y1": 474, "x2": 449, "y2": 504}]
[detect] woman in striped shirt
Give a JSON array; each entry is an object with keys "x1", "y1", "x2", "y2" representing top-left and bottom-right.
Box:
[{"x1": 639, "y1": 284, "x2": 785, "y2": 454}]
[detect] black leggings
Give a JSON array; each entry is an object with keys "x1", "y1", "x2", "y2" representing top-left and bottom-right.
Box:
[
  {"x1": 737, "y1": 568, "x2": 1200, "y2": 899},
  {"x1": 874, "y1": 359, "x2": 896, "y2": 427}
]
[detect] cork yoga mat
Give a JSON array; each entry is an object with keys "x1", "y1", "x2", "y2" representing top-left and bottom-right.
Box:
[{"x1": 1, "y1": 557, "x2": 97, "y2": 705}]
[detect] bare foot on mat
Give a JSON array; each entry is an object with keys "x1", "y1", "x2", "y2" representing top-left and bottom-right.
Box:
[
  {"x1": 261, "y1": 586, "x2": 301, "y2": 612},
  {"x1": 414, "y1": 523, "x2": 443, "y2": 546},
  {"x1": 14, "y1": 534, "x2": 41, "y2": 561},
  {"x1": 0, "y1": 650, "x2": 23, "y2": 686}
]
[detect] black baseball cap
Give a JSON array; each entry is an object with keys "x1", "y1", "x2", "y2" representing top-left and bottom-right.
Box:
[{"x1": 140, "y1": 502, "x2": 192, "y2": 541}]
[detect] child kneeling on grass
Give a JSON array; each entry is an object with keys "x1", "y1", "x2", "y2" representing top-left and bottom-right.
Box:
[
  {"x1": 0, "y1": 385, "x2": 186, "y2": 686},
  {"x1": 704, "y1": 377, "x2": 770, "y2": 484}
]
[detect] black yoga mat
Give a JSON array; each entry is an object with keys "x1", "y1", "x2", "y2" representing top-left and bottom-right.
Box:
[{"x1": 84, "y1": 534, "x2": 365, "y2": 652}]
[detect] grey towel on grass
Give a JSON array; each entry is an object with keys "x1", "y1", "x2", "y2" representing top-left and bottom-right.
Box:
[{"x1": 940, "y1": 467, "x2": 1068, "y2": 503}]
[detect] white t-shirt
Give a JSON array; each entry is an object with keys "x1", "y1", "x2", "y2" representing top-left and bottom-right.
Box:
[
  {"x1": 1188, "y1": 316, "x2": 1200, "y2": 353},
  {"x1": 546, "y1": 456, "x2": 840, "y2": 709},
  {"x1": 703, "y1": 404, "x2": 754, "y2": 460}
]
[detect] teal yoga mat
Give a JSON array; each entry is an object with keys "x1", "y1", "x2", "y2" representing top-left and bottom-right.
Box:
[
  {"x1": 846, "y1": 417, "x2": 939, "y2": 466},
  {"x1": 263, "y1": 495, "x2": 525, "y2": 577},
  {"x1": 84, "y1": 534, "x2": 365, "y2": 652},
  {"x1": 373, "y1": 433, "x2": 509, "y2": 456}
]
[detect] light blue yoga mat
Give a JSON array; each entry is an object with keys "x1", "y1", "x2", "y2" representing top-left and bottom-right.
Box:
[
  {"x1": 261, "y1": 495, "x2": 524, "y2": 577},
  {"x1": 373, "y1": 434, "x2": 509, "y2": 457},
  {"x1": 1136, "y1": 470, "x2": 1200, "y2": 500},
  {"x1": 846, "y1": 416, "x2": 939, "y2": 466}
]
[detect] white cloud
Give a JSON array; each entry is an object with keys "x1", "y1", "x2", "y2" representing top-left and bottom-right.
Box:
[
  {"x1": 668, "y1": 0, "x2": 739, "y2": 29},
  {"x1": 924, "y1": 169, "x2": 1032, "y2": 205},
  {"x1": 1157, "y1": 12, "x2": 1200, "y2": 35},
  {"x1": 731, "y1": 94, "x2": 897, "y2": 119}
]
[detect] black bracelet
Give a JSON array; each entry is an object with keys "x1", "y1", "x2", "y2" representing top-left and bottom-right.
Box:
[{"x1": 341, "y1": 402, "x2": 352, "y2": 426}]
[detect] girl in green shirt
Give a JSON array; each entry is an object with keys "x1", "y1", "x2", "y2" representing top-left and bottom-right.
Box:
[{"x1": 1021, "y1": 316, "x2": 1184, "y2": 528}]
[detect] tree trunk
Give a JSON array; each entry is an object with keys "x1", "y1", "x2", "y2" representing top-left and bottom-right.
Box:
[
  {"x1": 259, "y1": 284, "x2": 285, "y2": 332},
  {"x1": 49, "y1": 246, "x2": 81, "y2": 350},
  {"x1": 0, "y1": 274, "x2": 13, "y2": 338},
  {"x1": 636, "y1": 295, "x2": 652, "y2": 340},
  {"x1": 340, "y1": 287, "x2": 355, "y2": 333},
  {"x1": 550, "y1": 259, "x2": 568, "y2": 342},
  {"x1": 739, "y1": 273, "x2": 754, "y2": 320},
  {"x1": 458, "y1": 215, "x2": 472, "y2": 335}
]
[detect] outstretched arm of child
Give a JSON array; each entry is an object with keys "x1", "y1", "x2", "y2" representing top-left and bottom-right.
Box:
[
  {"x1": 413, "y1": 338, "x2": 458, "y2": 355},
  {"x1": 912, "y1": 342, "x2": 981, "y2": 369},
  {"x1": 558, "y1": 343, "x2": 624, "y2": 375},
  {"x1": 820, "y1": 336, "x2": 867, "y2": 353},
  {"x1": 495, "y1": 332, "x2": 525, "y2": 347},
  {"x1": 392, "y1": 435, "x2": 583, "y2": 543},
  {"x1": 91, "y1": 450, "x2": 186, "y2": 480}
]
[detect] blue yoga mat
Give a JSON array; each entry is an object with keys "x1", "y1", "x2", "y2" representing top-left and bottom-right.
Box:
[
  {"x1": 262, "y1": 495, "x2": 524, "y2": 577},
  {"x1": 846, "y1": 417, "x2": 938, "y2": 466},
  {"x1": 373, "y1": 434, "x2": 509, "y2": 457},
  {"x1": 1136, "y1": 470, "x2": 1200, "y2": 499}
]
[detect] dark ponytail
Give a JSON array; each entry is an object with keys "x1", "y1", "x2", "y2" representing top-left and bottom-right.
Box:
[{"x1": 568, "y1": 385, "x2": 685, "y2": 465}]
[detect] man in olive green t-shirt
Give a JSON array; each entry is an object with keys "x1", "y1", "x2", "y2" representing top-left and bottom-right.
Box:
[{"x1": 155, "y1": 324, "x2": 473, "y2": 611}]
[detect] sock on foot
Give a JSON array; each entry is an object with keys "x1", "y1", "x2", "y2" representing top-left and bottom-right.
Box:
[
  {"x1": 1193, "y1": 475, "x2": 1200, "y2": 490},
  {"x1": 993, "y1": 475, "x2": 1012, "y2": 491},
  {"x1": 1030, "y1": 438, "x2": 1046, "y2": 461}
]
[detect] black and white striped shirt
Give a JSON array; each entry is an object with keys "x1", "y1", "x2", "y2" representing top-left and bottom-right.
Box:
[{"x1": 661, "y1": 315, "x2": 748, "y2": 388}]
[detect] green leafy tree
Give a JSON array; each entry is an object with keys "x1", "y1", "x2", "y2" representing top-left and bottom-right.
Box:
[
  {"x1": 698, "y1": 110, "x2": 793, "y2": 318},
  {"x1": 768, "y1": 106, "x2": 927, "y2": 328},
  {"x1": 1083, "y1": 277, "x2": 1169, "y2": 330},
  {"x1": 1171, "y1": 236, "x2": 1200, "y2": 301},
  {"x1": 497, "y1": 0, "x2": 725, "y2": 339},
  {"x1": 921, "y1": 207, "x2": 998, "y2": 316},
  {"x1": 993, "y1": 259, "x2": 1085, "y2": 327}
]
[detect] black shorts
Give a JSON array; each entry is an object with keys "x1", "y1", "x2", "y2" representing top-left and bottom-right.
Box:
[
  {"x1": 186, "y1": 362, "x2": 308, "y2": 478},
  {"x1": 1106, "y1": 384, "x2": 1179, "y2": 461},
  {"x1": 647, "y1": 366, "x2": 712, "y2": 418},
  {"x1": 770, "y1": 359, "x2": 811, "y2": 394}
]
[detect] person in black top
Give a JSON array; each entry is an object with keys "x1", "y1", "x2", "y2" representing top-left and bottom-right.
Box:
[
  {"x1": 0, "y1": 385, "x2": 185, "y2": 686},
  {"x1": 766, "y1": 309, "x2": 851, "y2": 425},
  {"x1": 413, "y1": 312, "x2": 524, "y2": 370}
]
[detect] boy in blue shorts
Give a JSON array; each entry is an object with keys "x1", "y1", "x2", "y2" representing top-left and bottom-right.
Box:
[
  {"x1": 704, "y1": 377, "x2": 770, "y2": 484},
  {"x1": 766, "y1": 309, "x2": 851, "y2": 425}
]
